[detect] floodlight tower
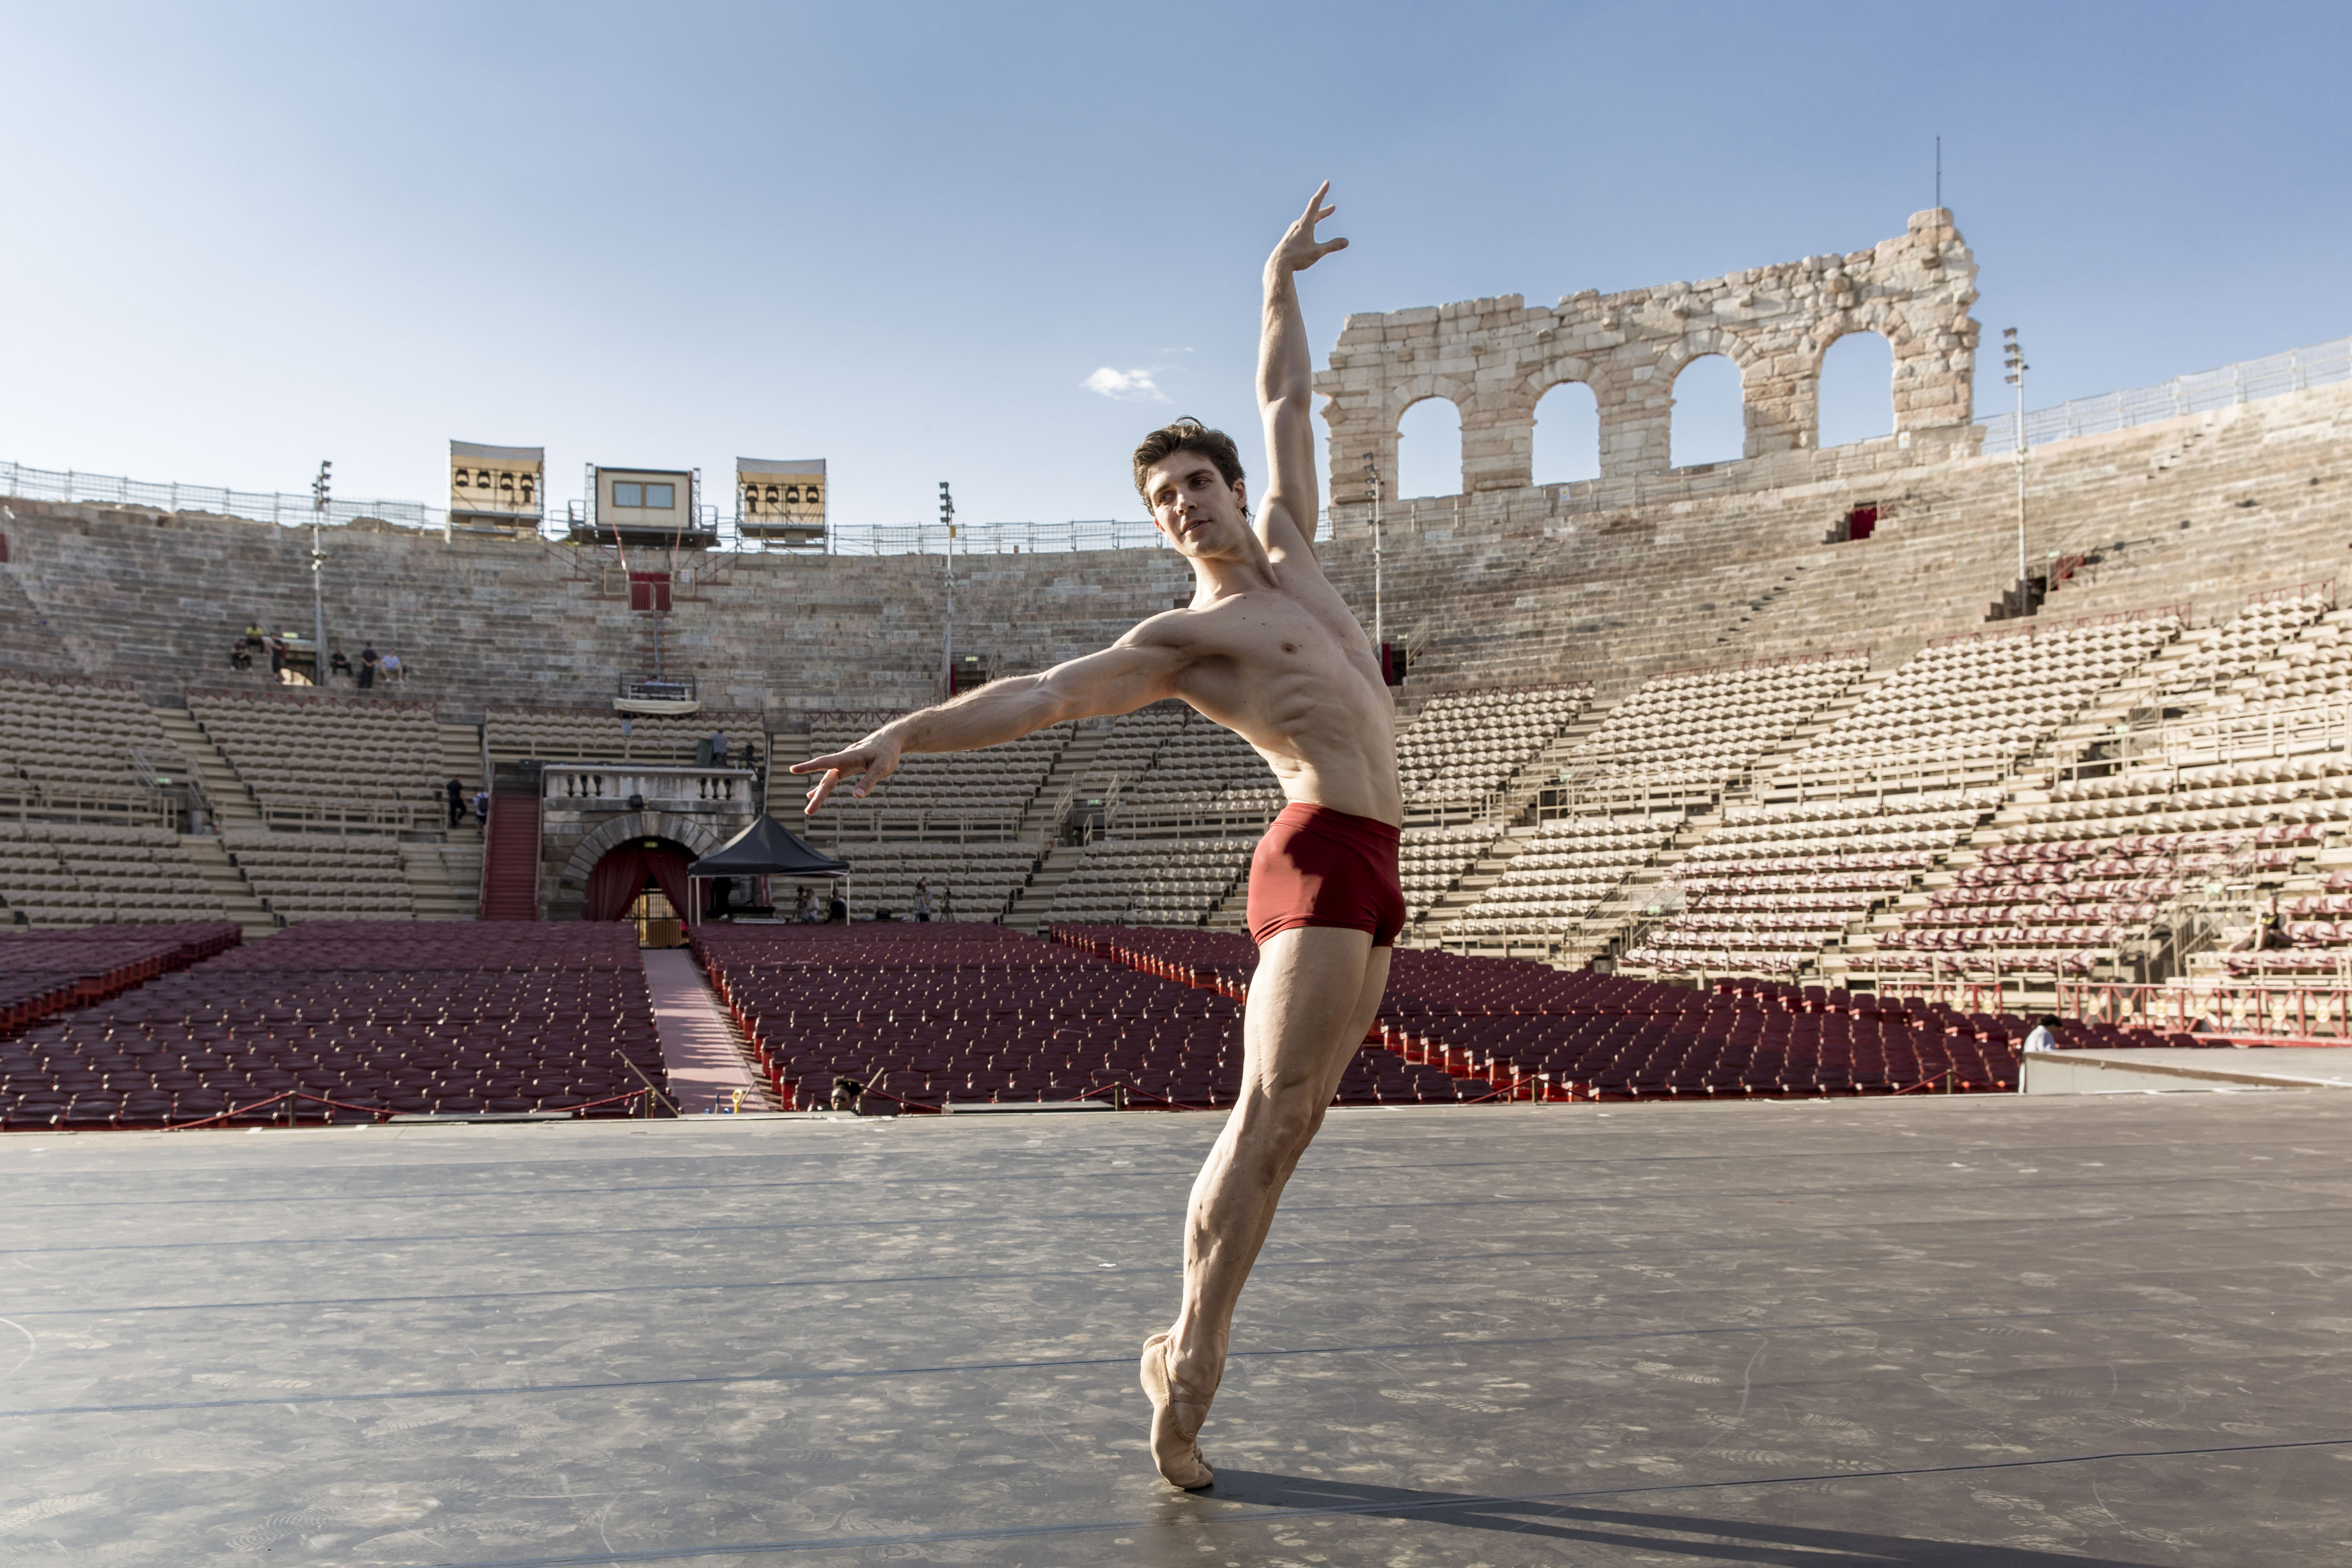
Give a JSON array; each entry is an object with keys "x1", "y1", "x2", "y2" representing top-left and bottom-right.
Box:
[
  {"x1": 310, "y1": 460, "x2": 331, "y2": 679},
  {"x1": 2002, "y1": 329, "x2": 2028, "y2": 605},
  {"x1": 1363, "y1": 450, "x2": 1383, "y2": 654},
  {"x1": 939, "y1": 481, "x2": 955, "y2": 700}
]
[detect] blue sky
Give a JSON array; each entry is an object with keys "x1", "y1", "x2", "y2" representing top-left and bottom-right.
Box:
[{"x1": 3, "y1": 2, "x2": 2346, "y2": 525}]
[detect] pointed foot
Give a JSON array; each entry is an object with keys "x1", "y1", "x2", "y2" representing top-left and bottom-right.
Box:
[{"x1": 1139, "y1": 1332, "x2": 1215, "y2": 1489}]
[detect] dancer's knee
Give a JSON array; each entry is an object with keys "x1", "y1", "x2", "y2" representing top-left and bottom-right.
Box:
[{"x1": 1234, "y1": 1086, "x2": 1322, "y2": 1164}]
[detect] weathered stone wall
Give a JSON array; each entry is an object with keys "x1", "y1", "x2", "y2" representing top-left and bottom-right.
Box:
[
  {"x1": 1316, "y1": 208, "x2": 1979, "y2": 498},
  {"x1": 0, "y1": 501, "x2": 1191, "y2": 717},
  {"x1": 2, "y1": 324, "x2": 2346, "y2": 719}
]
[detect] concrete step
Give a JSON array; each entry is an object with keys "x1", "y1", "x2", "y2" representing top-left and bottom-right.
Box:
[
  {"x1": 1016, "y1": 728, "x2": 1108, "y2": 844},
  {"x1": 179, "y1": 834, "x2": 277, "y2": 939},
  {"x1": 153, "y1": 707, "x2": 263, "y2": 830},
  {"x1": 401, "y1": 840, "x2": 482, "y2": 922},
  {"x1": 1003, "y1": 843, "x2": 1088, "y2": 932}
]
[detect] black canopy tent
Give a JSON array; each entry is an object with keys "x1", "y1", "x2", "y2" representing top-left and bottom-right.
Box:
[{"x1": 686, "y1": 814, "x2": 851, "y2": 924}]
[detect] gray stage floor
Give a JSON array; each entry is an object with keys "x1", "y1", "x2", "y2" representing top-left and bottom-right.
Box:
[{"x1": 2, "y1": 1094, "x2": 2348, "y2": 1567}]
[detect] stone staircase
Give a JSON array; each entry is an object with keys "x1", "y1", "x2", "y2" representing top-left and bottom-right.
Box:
[
  {"x1": 1002, "y1": 843, "x2": 1087, "y2": 933},
  {"x1": 1016, "y1": 726, "x2": 1109, "y2": 845},
  {"x1": 401, "y1": 840, "x2": 482, "y2": 921},
  {"x1": 1408, "y1": 827, "x2": 1533, "y2": 943},
  {"x1": 1492, "y1": 713, "x2": 1608, "y2": 826},
  {"x1": 178, "y1": 834, "x2": 275, "y2": 940},
  {"x1": 479, "y1": 790, "x2": 541, "y2": 921},
  {"x1": 437, "y1": 720, "x2": 487, "y2": 817},
  {"x1": 152, "y1": 705, "x2": 263, "y2": 834}
]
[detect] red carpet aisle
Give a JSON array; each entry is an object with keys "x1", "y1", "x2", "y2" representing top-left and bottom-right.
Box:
[{"x1": 643, "y1": 948, "x2": 773, "y2": 1112}]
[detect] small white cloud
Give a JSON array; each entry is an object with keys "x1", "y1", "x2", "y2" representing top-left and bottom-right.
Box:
[{"x1": 1083, "y1": 366, "x2": 1168, "y2": 402}]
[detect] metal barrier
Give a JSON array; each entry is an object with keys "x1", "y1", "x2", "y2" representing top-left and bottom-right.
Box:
[{"x1": 2055, "y1": 977, "x2": 2352, "y2": 1041}]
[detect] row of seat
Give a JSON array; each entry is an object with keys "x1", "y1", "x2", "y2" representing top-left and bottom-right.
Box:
[
  {"x1": 1062, "y1": 925, "x2": 2042, "y2": 1099},
  {"x1": 1397, "y1": 685, "x2": 1588, "y2": 810},
  {"x1": 695, "y1": 923, "x2": 1485, "y2": 1108},
  {"x1": 220, "y1": 828, "x2": 416, "y2": 922},
  {"x1": 190, "y1": 690, "x2": 444, "y2": 829},
  {"x1": 0, "y1": 922, "x2": 665, "y2": 1127},
  {"x1": 0, "y1": 822, "x2": 227, "y2": 927}
]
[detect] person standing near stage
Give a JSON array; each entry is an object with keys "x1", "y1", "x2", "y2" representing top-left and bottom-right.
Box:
[{"x1": 794, "y1": 184, "x2": 1389, "y2": 1491}]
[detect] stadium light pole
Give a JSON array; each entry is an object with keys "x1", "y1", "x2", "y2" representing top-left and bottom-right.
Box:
[
  {"x1": 2003, "y1": 329, "x2": 2028, "y2": 609},
  {"x1": 1364, "y1": 450, "x2": 1383, "y2": 655},
  {"x1": 939, "y1": 481, "x2": 955, "y2": 700},
  {"x1": 310, "y1": 460, "x2": 331, "y2": 682}
]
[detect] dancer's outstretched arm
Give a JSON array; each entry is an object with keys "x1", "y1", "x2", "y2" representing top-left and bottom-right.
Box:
[
  {"x1": 790, "y1": 632, "x2": 1190, "y2": 813},
  {"x1": 1256, "y1": 181, "x2": 1347, "y2": 571}
]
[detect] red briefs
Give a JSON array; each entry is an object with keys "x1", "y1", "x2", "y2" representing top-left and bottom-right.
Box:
[{"x1": 1247, "y1": 802, "x2": 1407, "y2": 949}]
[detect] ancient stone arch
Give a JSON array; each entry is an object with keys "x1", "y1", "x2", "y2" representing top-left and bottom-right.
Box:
[
  {"x1": 559, "y1": 810, "x2": 725, "y2": 892},
  {"x1": 1318, "y1": 208, "x2": 1979, "y2": 499}
]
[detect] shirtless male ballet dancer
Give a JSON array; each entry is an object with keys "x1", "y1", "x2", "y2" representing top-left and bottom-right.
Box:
[{"x1": 792, "y1": 183, "x2": 1398, "y2": 1490}]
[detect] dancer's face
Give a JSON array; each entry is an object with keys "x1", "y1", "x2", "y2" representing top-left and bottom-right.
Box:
[{"x1": 1143, "y1": 451, "x2": 1249, "y2": 560}]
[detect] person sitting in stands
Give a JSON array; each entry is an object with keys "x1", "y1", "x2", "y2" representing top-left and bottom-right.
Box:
[
  {"x1": 827, "y1": 892, "x2": 847, "y2": 923},
  {"x1": 329, "y1": 646, "x2": 353, "y2": 682},
  {"x1": 229, "y1": 640, "x2": 251, "y2": 672},
  {"x1": 381, "y1": 649, "x2": 404, "y2": 682},
  {"x1": 799, "y1": 887, "x2": 824, "y2": 924},
  {"x1": 2231, "y1": 893, "x2": 2290, "y2": 952}
]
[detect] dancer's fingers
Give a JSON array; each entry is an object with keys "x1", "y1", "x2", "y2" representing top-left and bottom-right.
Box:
[
  {"x1": 789, "y1": 747, "x2": 865, "y2": 776},
  {"x1": 802, "y1": 769, "x2": 842, "y2": 814},
  {"x1": 851, "y1": 754, "x2": 900, "y2": 797}
]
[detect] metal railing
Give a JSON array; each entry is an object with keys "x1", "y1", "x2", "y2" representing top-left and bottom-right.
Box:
[
  {"x1": 0, "y1": 460, "x2": 443, "y2": 531},
  {"x1": 2050, "y1": 697, "x2": 2352, "y2": 780},
  {"x1": 1981, "y1": 336, "x2": 2352, "y2": 457}
]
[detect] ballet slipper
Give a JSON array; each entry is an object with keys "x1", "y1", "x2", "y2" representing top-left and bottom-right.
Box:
[{"x1": 1139, "y1": 1332, "x2": 1215, "y2": 1489}]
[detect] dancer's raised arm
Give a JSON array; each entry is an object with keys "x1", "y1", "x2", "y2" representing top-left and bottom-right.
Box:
[
  {"x1": 1256, "y1": 181, "x2": 1347, "y2": 569},
  {"x1": 789, "y1": 631, "x2": 1190, "y2": 813}
]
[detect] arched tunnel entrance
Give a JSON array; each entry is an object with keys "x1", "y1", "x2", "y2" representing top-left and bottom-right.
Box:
[{"x1": 584, "y1": 836, "x2": 696, "y2": 947}]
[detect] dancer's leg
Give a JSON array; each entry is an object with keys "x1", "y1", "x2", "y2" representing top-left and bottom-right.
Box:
[{"x1": 1145, "y1": 925, "x2": 1390, "y2": 1484}]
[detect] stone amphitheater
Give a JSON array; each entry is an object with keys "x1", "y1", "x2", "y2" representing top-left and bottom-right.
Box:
[{"x1": 3, "y1": 207, "x2": 2349, "y2": 1037}]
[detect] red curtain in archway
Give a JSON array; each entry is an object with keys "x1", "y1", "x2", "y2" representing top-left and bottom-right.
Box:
[
  {"x1": 583, "y1": 843, "x2": 699, "y2": 923},
  {"x1": 584, "y1": 846, "x2": 647, "y2": 922},
  {"x1": 643, "y1": 847, "x2": 693, "y2": 925}
]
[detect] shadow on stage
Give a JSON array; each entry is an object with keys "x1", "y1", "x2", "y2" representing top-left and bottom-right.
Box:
[{"x1": 1172, "y1": 1470, "x2": 2166, "y2": 1567}]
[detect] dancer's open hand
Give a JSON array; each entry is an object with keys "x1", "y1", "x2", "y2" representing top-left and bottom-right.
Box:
[
  {"x1": 1269, "y1": 181, "x2": 1347, "y2": 276},
  {"x1": 790, "y1": 733, "x2": 902, "y2": 814}
]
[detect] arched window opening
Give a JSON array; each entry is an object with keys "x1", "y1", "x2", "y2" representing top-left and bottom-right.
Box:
[
  {"x1": 1532, "y1": 381, "x2": 1600, "y2": 486},
  {"x1": 1817, "y1": 331, "x2": 1895, "y2": 449},
  {"x1": 1669, "y1": 354, "x2": 1744, "y2": 469},
  {"x1": 1394, "y1": 396, "x2": 1463, "y2": 500}
]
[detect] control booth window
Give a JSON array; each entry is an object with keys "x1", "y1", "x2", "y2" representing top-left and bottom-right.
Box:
[{"x1": 612, "y1": 482, "x2": 676, "y2": 510}]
